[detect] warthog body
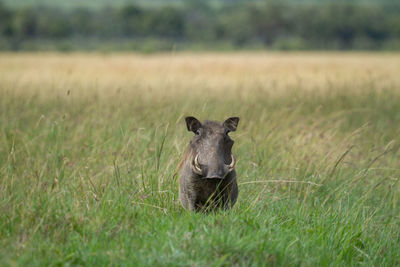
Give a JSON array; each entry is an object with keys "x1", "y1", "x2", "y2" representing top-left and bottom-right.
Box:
[{"x1": 179, "y1": 116, "x2": 239, "y2": 212}]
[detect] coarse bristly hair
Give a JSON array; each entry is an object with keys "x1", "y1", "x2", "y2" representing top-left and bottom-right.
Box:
[{"x1": 178, "y1": 116, "x2": 239, "y2": 212}]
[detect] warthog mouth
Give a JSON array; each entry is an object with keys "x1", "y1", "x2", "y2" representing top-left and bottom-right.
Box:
[{"x1": 191, "y1": 154, "x2": 235, "y2": 179}]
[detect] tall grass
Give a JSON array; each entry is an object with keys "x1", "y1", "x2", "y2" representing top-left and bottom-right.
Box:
[{"x1": 1, "y1": 52, "x2": 400, "y2": 266}]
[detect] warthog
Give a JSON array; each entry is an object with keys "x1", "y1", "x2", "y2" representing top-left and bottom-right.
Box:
[{"x1": 179, "y1": 116, "x2": 239, "y2": 212}]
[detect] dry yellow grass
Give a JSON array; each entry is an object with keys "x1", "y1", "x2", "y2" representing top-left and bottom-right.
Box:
[{"x1": 1, "y1": 52, "x2": 399, "y2": 99}]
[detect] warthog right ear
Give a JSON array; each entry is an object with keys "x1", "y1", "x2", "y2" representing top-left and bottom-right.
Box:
[
  {"x1": 223, "y1": 117, "x2": 240, "y2": 132},
  {"x1": 185, "y1": 116, "x2": 202, "y2": 133}
]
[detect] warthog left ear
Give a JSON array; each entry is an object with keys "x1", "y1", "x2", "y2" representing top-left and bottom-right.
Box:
[
  {"x1": 223, "y1": 117, "x2": 240, "y2": 132},
  {"x1": 185, "y1": 116, "x2": 202, "y2": 133}
]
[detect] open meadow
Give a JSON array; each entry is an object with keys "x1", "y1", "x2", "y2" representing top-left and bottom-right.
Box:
[{"x1": 1, "y1": 52, "x2": 400, "y2": 265}]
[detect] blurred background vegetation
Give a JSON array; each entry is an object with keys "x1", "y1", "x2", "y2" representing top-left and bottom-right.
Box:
[{"x1": 0, "y1": 0, "x2": 400, "y2": 52}]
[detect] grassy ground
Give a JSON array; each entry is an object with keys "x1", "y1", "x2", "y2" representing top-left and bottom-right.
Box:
[{"x1": 1, "y1": 52, "x2": 400, "y2": 266}]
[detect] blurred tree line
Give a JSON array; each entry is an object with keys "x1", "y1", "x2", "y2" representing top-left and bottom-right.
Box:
[{"x1": 0, "y1": 1, "x2": 400, "y2": 51}]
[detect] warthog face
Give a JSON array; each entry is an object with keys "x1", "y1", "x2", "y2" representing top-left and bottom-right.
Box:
[{"x1": 185, "y1": 116, "x2": 239, "y2": 179}]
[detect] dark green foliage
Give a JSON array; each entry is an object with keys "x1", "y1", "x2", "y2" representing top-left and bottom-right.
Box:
[
  {"x1": 0, "y1": 1, "x2": 399, "y2": 50},
  {"x1": 0, "y1": 1, "x2": 400, "y2": 50}
]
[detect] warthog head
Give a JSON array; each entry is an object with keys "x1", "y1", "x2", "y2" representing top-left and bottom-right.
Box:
[{"x1": 185, "y1": 116, "x2": 239, "y2": 179}]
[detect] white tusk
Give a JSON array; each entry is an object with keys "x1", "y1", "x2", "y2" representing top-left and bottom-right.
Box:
[
  {"x1": 193, "y1": 154, "x2": 202, "y2": 173},
  {"x1": 229, "y1": 155, "x2": 235, "y2": 169}
]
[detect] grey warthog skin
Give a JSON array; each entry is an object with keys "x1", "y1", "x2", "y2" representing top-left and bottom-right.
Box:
[{"x1": 178, "y1": 116, "x2": 239, "y2": 212}]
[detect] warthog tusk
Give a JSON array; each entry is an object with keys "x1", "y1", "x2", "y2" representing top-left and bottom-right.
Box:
[
  {"x1": 193, "y1": 154, "x2": 202, "y2": 174},
  {"x1": 228, "y1": 154, "x2": 235, "y2": 169}
]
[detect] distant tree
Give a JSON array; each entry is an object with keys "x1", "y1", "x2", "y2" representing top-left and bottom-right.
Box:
[
  {"x1": 0, "y1": 1, "x2": 13, "y2": 36},
  {"x1": 1, "y1": 1, "x2": 400, "y2": 51},
  {"x1": 361, "y1": 7, "x2": 389, "y2": 42},
  {"x1": 69, "y1": 8, "x2": 94, "y2": 36},
  {"x1": 248, "y1": 3, "x2": 290, "y2": 46},
  {"x1": 150, "y1": 7, "x2": 184, "y2": 38},
  {"x1": 217, "y1": 5, "x2": 256, "y2": 46},
  {"x1": 388, "y1": 15, "x2": 400, "y2": 39},
  {"x1": 36, "y1": 8, "x2": 71, "y2": 38},
  {"x1": 118, "y1": 5, "x2": 144, "y2": 36},
  {"x1": 91, "y1": 7, "x2": 121, "y2": 38},
  {"x1": 12, "y1": 8, "x2": 37, "y2": 38},
  {"x1": 183, "y1": 1, "x2": 218, "y2": 41}
]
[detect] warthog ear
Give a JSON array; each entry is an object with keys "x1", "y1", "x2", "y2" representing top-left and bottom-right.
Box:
[
  {"x1": 223, "y1": 117, "x2": 240, "y2": 132},
  {"x1": 185, "y1": 116, "x2": 202, "y2": 133}
]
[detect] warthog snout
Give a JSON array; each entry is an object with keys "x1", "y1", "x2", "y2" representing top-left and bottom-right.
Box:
[
  {"x1": 178, "y1": 116, "x2": 240, "y2": 212},
  {"x1": 191, "y1": 154, "x2": 235, "y2": 179}
]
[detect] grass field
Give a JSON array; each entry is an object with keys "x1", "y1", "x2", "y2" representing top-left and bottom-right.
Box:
[{"x1": 1, "y1": 52, "x2": 400, "y2": 266}]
